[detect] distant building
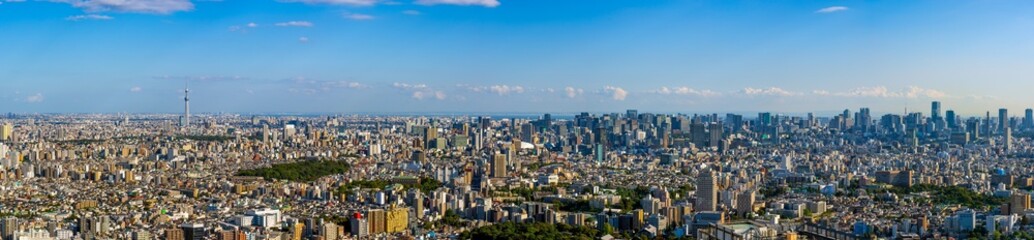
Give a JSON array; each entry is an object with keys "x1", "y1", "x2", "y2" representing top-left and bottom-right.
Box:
[{"x1": 696, "y1": 170, "x2": 717, "y2": 212}]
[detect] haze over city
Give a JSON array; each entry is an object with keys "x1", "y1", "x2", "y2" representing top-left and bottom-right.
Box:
[{"x1": 3, "y1": 0, "x2": 1034, "y2": 114}]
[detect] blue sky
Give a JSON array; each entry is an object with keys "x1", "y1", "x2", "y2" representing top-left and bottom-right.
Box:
[{"x1": 2, "y1": 0, "x2": 1034, "y2": 115}]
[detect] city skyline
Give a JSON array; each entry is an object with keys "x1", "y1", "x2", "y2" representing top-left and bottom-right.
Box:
[{"x1": 4, "y1": 0, "x2": 1034, "y2": 114}]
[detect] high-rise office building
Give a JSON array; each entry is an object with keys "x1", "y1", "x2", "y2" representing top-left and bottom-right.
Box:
[
  {"x1": 1026, "y1": 109, "x2": 1034, "y2": 129},
  {"x1": 931, "y1": 101, "x2": 941, "y2": 121},
  {"x1": 707, "y1": 123, "x2": 723, "y2": 148},
  {"x1": 946, "y1": 110, "x2": 957, "y2": 129},
  {"x1": 626, "y1": 109, "x2": 638, "y2": 119},
  {"x1": 695, "y1": 170, "x2": 717, "y2": 212},
  {"x1": 856, "y1": 108, "x2": 871, "y2": 130},
  {"x1": 999, "y1": 108, "x2": 1009, "y2": 132}
]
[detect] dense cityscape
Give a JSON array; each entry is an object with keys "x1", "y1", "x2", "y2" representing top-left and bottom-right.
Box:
[
  {"x1": 7, "y1": 1, "x2": 1034, "y2": 240},
  {"x1": 1, "y1": 98, "x2": 1033, "y2": 240}
]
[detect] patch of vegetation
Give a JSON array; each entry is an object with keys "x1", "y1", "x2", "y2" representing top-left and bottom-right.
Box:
[
  {"x1": 883, "y1": 184, "x2": 1006, "y2": 209},
  {"x1": 237, "y1": 160, "x2": 350, "y2": 182},
  {"x1": 336, "y1": 177, "x2": 442, "y2": 195},
  {"x1": 608, "y1": 185, "x2": 651, "y2": 211},
  {"x1": 554, "y1": 199, "x2": 601, "y2": 213},
  {"x1": 459, "y1": 222, "x2": 601, "y2": 240}
]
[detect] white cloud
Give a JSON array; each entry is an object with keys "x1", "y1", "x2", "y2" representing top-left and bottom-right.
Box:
[
  {"x1": 344, "y1": 13, "x2": 375, "y2": 20},
  {"x1": 655, "y1": 86, "x2": 721, "y2": 97},
  {"x1": 130, "y1": 86, "x2": 142, "y2": 92},
  {"x1": 394, "y1": 82, "x2": 446, "y2": 100},
  {"x1": 393, "y1": 82, "x2": 428, "y2": 90},
  {"x1": 904, "y1": 86, "x2": 946, "y2": 99},
  {"x1": 564, "y1": 87, "x2": 583, "y2": 99},
  {"x1": 464, "y1": 85, "x2": 525, "y2": 95},
  {"x1": 603, "y1": 86, "x2": 627, "y2": 101},
  {"x1": 298, "y1": 37, "x2": 309, "y2": 43},
  {"x1": 411, "y1": 90, "x2": 447, "y2": 100},
  {"x1": 815, "y1": 6, "x2": 848, "y2": 14},
  {"x1": 65, "y1": 14, "x2": 112, "y2": 21},
  {"x1": 25, "y1": 93, "x2": 43, "y2": 103},
  {"x1": 415, "y1": 0, "x2": 499, "y2": 7},
  {"x1": 246, "y1": 22, "x2": 258, "y2": 28},
  {"x1": 741, "y1": 87, "x2": 801, "y2": 97},
  {"x1": 275, "y1": 21, "x2": 313, "y2": 27},
  {"x1": 277, "y1": 0, "x2": 378, "y2": 6},
  {"x1": 813, "y1": 86, "x2": 947, "y2": 99},
  {"x1": 286, "y1": 78, "x2": 367, "y2": 93},
  {"x1": 52, "y1": 0, "x2": 194, "y2": 14},
  {"x1": 402, "y1": 10, "x2": 421, "y2": 15}
]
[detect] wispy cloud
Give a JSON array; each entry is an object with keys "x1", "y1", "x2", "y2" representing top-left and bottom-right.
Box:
[
  {"x1": 65, "y1": 14, "x2": 113, "y2": 21},
  {"x1": 277, "y1": 0, "x2": 378, "y2": 6},
  {"x1": 298, "y1": 37, "x2": 310, "y2": 43},
  {"x1": 343, "y1": 13, "x2": 375, "y2": 20},
  {"x1": 812, "y1": 86, "x2": 946, "y2": 99},
  {"x1": 815, "y1": 6, "x2": 848, "y2": 14},
  {"x1": 402, "y1": 10, "x2": 421, "y2": 15},
  {"x1": 275, "y1": 21, "x2": 313, "y2": 27},
  {"x1": 25, "y1": 93, "x2": 43, "y2": 103},
  {"x1": 415, "y1": 0, "x2": 499, "y2": 7},
  {"x1": 130, "y1": 86, "x2": 142, "y2": 92},
  {"x1": 655, "y1": 86, "x2": 721, "y2": 97},
  {"x1": 285, "y1": 77, "x2": 367, "y2": 94},
  {"x1": 52, "y1": 0, "x2": 194, "y2": 14},
  {"x1": 394, "y1": 82, "x2": 446, "y2": 100},
  {"x1": 603, "y1": 86, "x2": 628, "y2": 101},
  {"x1": 462, "y1": 84, "x2": 525, "y2": 95},
  {"x1": 741, "y1": 87, "x2": 801, "y2": 97}
]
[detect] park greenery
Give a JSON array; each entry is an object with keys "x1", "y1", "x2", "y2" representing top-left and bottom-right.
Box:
[
  {"x1": 459, "y1": 222, "x2": 601, "y2": 240},
  {"x1": 237, "y1": 160, "x2": 350, "y2": 182}
]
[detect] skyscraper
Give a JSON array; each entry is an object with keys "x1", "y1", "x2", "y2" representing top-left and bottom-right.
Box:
[
  {"x1": 999, "y1": 108, "x2": 1008, "y2": 132},
  {"x1": 946, "y1": 110, "x2": 957, "y2": 129},
  {"x1": 930, "y1": 101, "x2": 941, "y2": 119},
  {"x1": 1025, "y1": 109, "x2": 1033, "y2": 130},
  {"x1": 695, "y1": 170, "x2": 717, "y2": 212}
]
